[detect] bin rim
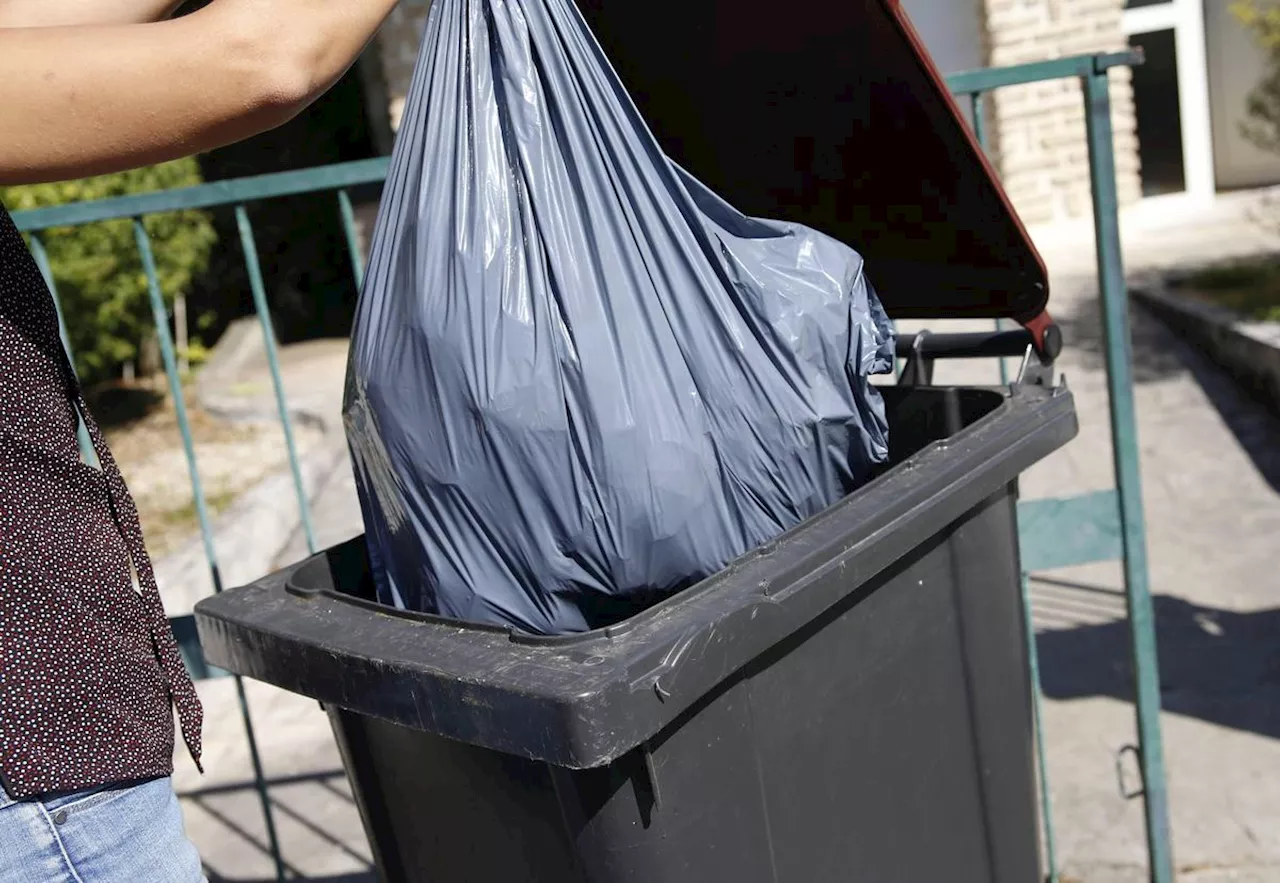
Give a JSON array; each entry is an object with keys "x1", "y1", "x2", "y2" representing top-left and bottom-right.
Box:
[
  {"x1": 283, "y1": 386, "x2": 1017, "y2": 647},
  {"x1": 196, "y1": 384, "x2": 1076, "y2": 770}
]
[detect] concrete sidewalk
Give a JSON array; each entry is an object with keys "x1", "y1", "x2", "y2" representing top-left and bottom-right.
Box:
[
  {"x1": 903, "y1": 192, "x2": 1280, "y2": 882},
  {"x1": 177, "y1": 192, "x2": 1280, "y2": 882}
]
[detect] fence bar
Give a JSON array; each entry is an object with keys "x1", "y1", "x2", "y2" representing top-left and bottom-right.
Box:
[
  {"x1": 948, "y1": 49, "x2": 1143, "y2": 96},
  {"x1": 133, "y1": 220, "x2": 287, "y2": 883},
  {"x1": 133, "y1": 221, "x2": 221, "y2": 579},
  {"x1": 337, "y1": 189, "x2": 366, "y2": 290},
  {"x1": 28, "y1": 234, "x2": 97, "y2": 464},
  {"x1": 234, "y1": 205, "x2": 318, "y2": 556},
  {"x1": 993, "y1": 326, "x2": 1010, "y2": 383},
  {"x1": 15, "y1": 158, "x2": 391, "y2": 232},
  {"x1": 969, "y1": 92, "x2": 988, "y2": 152},
  {"x1": 1080, "y1": 71, "x2": 1174, "y2": 883}
]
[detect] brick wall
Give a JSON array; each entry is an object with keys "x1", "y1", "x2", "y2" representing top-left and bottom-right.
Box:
[{"x1": 980, "y1": 0, "x2": 1142, "y2": 224}]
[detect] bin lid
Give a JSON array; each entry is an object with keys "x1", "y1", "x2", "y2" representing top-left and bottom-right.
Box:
[{"x1": 576, "y1": 0, "x2": 1054, "y2": 350}]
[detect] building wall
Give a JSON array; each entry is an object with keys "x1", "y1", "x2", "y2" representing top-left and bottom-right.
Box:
[
  {"x1": 900, "y1": 0, "x2": 986, "y2": 133},
  {"x1": 1204, "y1": 0, "x2": 1280, "y2": 190},
  {"x1": 902, "y1": 0, "x2": 988, "y2": 76},
  {"x1": 980, "y1": 0, "x2": 1142, "y2": 223}
]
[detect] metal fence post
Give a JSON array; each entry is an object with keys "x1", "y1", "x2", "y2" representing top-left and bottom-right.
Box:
[
  {"x1": 1081, "y1": 65, "x2": 1175, "y2": 883},
  {"x1": 28, "y1": 235, "x2": 97, "y2": 465},
  {"x1": 235, "y1": 205, "x2": 318, "y2": 556},
  {"x1": 133, "y1": 220, "x2": 288, "y2": 883}
]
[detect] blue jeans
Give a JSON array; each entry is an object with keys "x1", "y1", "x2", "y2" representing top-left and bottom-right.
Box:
[{"x1": 0, "y1": 776, "x2": 205, "y2": 882}]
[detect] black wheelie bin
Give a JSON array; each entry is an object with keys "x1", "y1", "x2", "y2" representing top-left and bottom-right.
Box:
[{"x1": 194, "y1": 2, "x2": 1079, "y2": 881}]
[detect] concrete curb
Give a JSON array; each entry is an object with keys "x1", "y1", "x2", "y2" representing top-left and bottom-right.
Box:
[
  {"x1": 194, "y1": 317, "x2": 340, "y2": 434},
  {"x1": 197, "y1": 393, "x2": 332, "y2": 435},
  {"x1": 196, "y1": 316, "x2": 264, "y2": 388},
  {"x1": 1133, "y1": 282, "x2": 1280, "y2": 417}
]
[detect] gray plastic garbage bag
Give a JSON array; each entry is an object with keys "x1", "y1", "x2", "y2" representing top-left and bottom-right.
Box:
[{"x1": 343, "y1": 0, "x2": 896, "y2": 635}]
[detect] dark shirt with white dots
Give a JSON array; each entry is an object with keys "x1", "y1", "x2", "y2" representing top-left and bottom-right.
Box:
[{"x1": 0, "y1": 203, "x2": 202, "y2": 799}]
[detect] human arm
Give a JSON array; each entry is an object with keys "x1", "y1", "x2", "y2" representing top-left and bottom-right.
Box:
[
  {"x1": 0, "y1": 0, "x2": 185, "y2": 28},
  {"x1": 0, "y1": 0, "x2": 401, "y2": 185}
]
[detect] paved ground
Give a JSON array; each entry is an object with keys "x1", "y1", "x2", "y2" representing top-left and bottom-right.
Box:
[
  {"x1": 910, "y1": 189, "x2": 1280, "y2": 882},
  {"x1": 175, "y1": 190, "x2": 1280, "y2": 881}
]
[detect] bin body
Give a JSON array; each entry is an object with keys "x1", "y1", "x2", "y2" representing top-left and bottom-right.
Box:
[{"x1": 197, "y1": 385, "x2": 1077, "y2": 883}]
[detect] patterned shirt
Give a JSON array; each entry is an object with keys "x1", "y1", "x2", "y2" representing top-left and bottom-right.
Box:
[{"x1": 0, "y1": 203, "x2": 201, "y2": 799}]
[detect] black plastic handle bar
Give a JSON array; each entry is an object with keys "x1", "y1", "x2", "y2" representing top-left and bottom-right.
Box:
[{"x1": 894, "y1": 329, "x2": 1035, "y2": 361}]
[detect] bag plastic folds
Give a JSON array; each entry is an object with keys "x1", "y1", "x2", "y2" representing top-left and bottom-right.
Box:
[{"x1": 344, "y1": 0, "x2": 896, "y2": 636}]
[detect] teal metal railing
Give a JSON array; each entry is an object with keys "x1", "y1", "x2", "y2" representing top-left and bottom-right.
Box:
[
  {"x1": 11, "y1": 50, "x2": 1171, "y2": 883},
  {"x1": 949, "y1": 49, "x2": 1172, "y2": 883},
  {"x1": 15, "y1": 162, "x2": 383, "y2": 883}
]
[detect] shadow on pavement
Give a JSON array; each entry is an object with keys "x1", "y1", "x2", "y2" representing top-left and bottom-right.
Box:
[
  {"x1": 1033, "y1": 575, "x2": 1280, "y2": 742},
  {"x1": 183, "y1": 769, "x2": 373, "y2": 882},
  {"x1": 1050, "y1": 284, "x2": 1280, "y2": 493},
  {"x1": 179, "y1": 769, "x2": 350, "y2": 800},
  {"x1": 1049, "y1": 281, "x2": 1188, "y2": 384},
  {"x1": 1135, "y1": 298, "x2": 1280, "y2": 495}
]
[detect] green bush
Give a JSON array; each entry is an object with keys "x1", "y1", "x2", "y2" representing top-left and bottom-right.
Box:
[
  {"x1": 1233, "y1": 1, "x2": 1280, "y2": 153},
  {"x1": 1, "y1": 159, "x2": 217, "y2": 385},
  {"x1": 1179, "y1": 259, "x2": 1280, "y2": 321}
]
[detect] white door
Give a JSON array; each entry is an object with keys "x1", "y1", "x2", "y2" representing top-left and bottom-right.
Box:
[{"x1": 1123, "y1": 0, "x2": 1216, "y2": 202}]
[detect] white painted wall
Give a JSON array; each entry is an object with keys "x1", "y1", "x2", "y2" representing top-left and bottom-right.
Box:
[
  {"x1": 899, "y1": 0, "x2": 986, "y2": 76},
  {"x1": 899, "y1": 0, "x2": 986, "y2": 132},
  {"x1": 1204, "y1": 0, "x2": 1280, "y2": 190}
]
